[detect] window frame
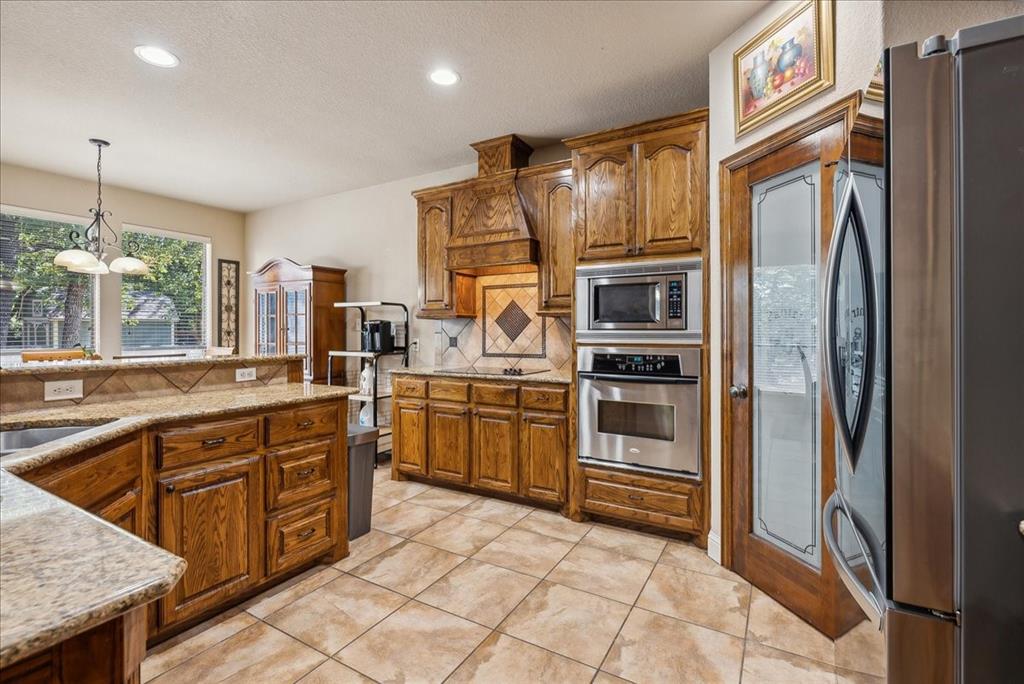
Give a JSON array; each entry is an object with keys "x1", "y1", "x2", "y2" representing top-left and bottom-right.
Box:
[
  {"x1": 118, "y1": 222, "x2": 212, "y2": 357},
  {"x1": 0, "y1": 203, "x2": 100, "y2": 358}
]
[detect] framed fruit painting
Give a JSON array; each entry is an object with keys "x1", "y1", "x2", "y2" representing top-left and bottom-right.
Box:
[{"x1": 733, "y1": 0, "x2": 835, "y2": 136}]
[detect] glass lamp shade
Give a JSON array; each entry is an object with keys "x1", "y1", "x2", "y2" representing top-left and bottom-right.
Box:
[
  {"x1": 69, "y1": 260, "x2": 110, "y2": 275},
  {"x1": 53, "y1": 249, "x2": 99, "y2": 269},
  {"x1": 109, "y1": 256, "x2": 150, "y2": 275}
]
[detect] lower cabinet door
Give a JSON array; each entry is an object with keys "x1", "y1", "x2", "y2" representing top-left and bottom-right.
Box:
[
  {"x1": 95, "y1": 487, "x2": 142, "y2": 536},
  {"x1": 158, "y1": 455, "x2": 262, "y2": 626},
  {"x1": 428, "y1": 402, "x2": 470, "y2": 483},
  {"x1": 471, "y1": 407, "x2": 518, "y2": 493},
  {"x1": 393, "y1": 399, "x2": 428, "y2": 476},
  {"x1": 519, "y1": 412, "x2": 567, "y2": 503}
]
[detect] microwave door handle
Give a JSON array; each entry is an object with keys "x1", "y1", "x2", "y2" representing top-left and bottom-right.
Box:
[
  {"x1": 578, "y1": 372, "x2": 697, "y2": 385},
  {"x1": 823, "y1": 490, "x2": 885, "y2": 628},
  {"x1": 824, "y1": 179, "x2": 877, "y2": 473}
]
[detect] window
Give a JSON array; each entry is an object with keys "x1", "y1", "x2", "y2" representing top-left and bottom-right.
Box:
[
  {"x1": 120, "y1": 226, "x2": 210, "y2": 353},
  {"x1": 0, "y1": 209, "x2": 96, "y2": 355}
]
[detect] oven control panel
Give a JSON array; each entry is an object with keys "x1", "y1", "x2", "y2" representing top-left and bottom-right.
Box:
[
  {"x1": 590, "y1": 353, "x2": 683, "y2": 376},
  {"x1": 667, "y1": 277, "x2": 684, "y2": 322}
]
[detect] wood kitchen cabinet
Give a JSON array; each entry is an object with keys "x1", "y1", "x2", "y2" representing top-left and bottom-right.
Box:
[
  {"x1": 413, "y1": 191, "x2": 475, "y2": 319},
  {"x1": 519, "y1": 411, "x2": 567, "y2": 504},
  {"x1": 392, "y1": 374, "x2": 567, "y2": 505},
  {"x1": 471, "y1": 406, "x2": 518, "y2": 493},
  {"x1": 251, "y1": 257, "x2": 347, "y2": 382},
  {"x1": 428, "y1": 402, "x2": 471, "y2": 484},
  {"x1": 393, "y1": 398, "x2": 428, "y2": 476},
  {"x1": 516, "y1": 161, "x2": 575, "y2": 315},
  {"x1": 157, "y1": 455, "x2": 263, "y2": 626},
  {"x1": 565, "y1": 108, "x2": 708, "y2": 261}
]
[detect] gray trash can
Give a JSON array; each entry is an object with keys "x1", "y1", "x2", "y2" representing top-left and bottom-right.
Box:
[{"x1": 347, "y1": 424, "x2": 379, "y2": 540}]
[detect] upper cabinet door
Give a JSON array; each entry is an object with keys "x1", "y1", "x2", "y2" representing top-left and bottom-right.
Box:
[
  {"x1": 574, "y1": 142, "x2": 635, "y2": 261},
  {"x1": 418, "y1": 195, "x2": 453, "y2": 315},
  {"x1": 539, "y1": 173, "x2": 575, "y2": 313},
  {"x1": 635, "y1": 123, "x2": 707, "y2": 256}
]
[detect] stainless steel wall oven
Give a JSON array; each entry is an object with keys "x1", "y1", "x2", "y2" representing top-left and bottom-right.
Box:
[{"x1": 577, "y1": 346, "x2": 700, "y2": 476}]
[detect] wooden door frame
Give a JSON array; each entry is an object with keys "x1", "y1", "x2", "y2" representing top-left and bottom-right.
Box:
[{"x1": 719, "y1": 92, "x2": 863, "y2": 637}]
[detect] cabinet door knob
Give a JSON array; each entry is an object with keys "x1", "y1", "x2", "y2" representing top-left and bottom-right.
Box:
[
  {"x1": 298, "y1": 420, "x2": 315, "y2": 428},
  {"x1": 165, "y1": 484, "x2": 175, "y2": 494},
  {"x1": 637, "y1": 245, "x2": 644, "y2": 253}
]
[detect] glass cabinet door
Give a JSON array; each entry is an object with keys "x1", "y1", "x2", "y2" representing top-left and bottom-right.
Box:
[
  {"x1": 750, "y1": 161, "x2": 823, "y2": 569},
  {"x1": 282, "y1": 285, "x2": 310, "y2": 375},
  {"x1": 256, "y1": 287, "x2": 278, "y2": 356}
]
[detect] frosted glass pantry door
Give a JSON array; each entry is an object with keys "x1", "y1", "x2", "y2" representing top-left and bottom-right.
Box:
[{"x1": 750, "y1": 161, "x2": 822, "y2": 569}]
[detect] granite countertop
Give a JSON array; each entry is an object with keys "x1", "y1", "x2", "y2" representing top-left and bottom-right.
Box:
[
  {"x1": 0, "y1": 353, "x2": 305, "y2": 376},
  {"x1": 0, "y1": 382, "x2": 356, "y2": 667},
  {"x1": 393, "y1": 366, "x2": 572, "y2": 385},
  {"x1": 0, "y1": 471, "x2": 186, "y2": 668}
]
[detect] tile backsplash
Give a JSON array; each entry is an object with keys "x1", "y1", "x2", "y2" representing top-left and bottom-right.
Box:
[{"x1": 434, "y1": 273, "x2": 571, "y2": 371}]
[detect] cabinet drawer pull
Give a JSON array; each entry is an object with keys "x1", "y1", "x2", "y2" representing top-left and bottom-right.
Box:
[
  {"x1": 296, "y1": 467, "x2": 316, "y2": 478},
  {"x1": 297, "y1": 528, "x2": 316, "y2": 540},
  {"x1": 298, "y1": 420, "x2": 315, "y2": 428},
  {"x1": 202, "y1": 437, "x2": 226, "y2": 447},
  {"x1": 628, "y1": 494, "x2": 644, "y2": 501}
]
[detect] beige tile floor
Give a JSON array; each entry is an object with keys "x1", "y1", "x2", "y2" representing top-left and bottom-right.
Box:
[{"x1": 142, "y1": 466, "x2": 886, "y2": 683}]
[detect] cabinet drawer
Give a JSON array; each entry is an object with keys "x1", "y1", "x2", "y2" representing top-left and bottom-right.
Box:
[
  {"x1": 266, "y1": 438, "x2": 336, "y2": 511},
  {"x1": 158, "y1": 418, "x2": 259, "y2": 470},
  {"x1": 429, "y1": 380, "x2": 469, "y2": 402},
  {"x1": 28, "y1": 439, "x2": 140, "y2": 511},
  {"x1": 521, "y1": 386, "x2": 567, "y2": 411},
  {"x1": 266, "y1": 496, "x2": 337, "y2": 575},
  {"x1": 265, "y1": 403, "x2": 338, "y2": 447},
  {"x1": 394, "y1": 377, "x2": 427, "y2": 398},
  {"x1": 472, "y1": 382, "x2": 518, "y2": 407},
  {"x1": 583, "y1": 469, "x2": 701, "y2": 533}
]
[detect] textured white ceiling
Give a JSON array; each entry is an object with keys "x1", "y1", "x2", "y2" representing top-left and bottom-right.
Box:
[{"x1": 0, "y1": 0, "x2": 765, "y2": 211}]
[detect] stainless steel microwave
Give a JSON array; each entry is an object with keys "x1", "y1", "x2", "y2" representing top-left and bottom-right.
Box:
[{"x1": 575, "y1": 258, "x2": 702, "y2": 344}]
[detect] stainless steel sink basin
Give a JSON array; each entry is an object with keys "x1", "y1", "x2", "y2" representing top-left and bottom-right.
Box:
[{"x1": 0, "y1": 425, "x2": 95, "y2": 456}]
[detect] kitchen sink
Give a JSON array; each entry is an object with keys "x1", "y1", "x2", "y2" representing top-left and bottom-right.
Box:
[{"x1": 0, "y1": 425, "x2": 95, "y2": 457}]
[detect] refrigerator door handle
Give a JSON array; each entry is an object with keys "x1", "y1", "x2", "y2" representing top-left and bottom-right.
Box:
[
  {"x1": 823, "y1": 489, "x2": 885, "y2": 628},
  {"x1": 823, "y1": 177, "x2": 878, "y2": 472}
]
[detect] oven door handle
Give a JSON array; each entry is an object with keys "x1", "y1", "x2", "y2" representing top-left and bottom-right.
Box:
[{"x1": 578, "y1": 372, "x2": 697, "y2": 385}]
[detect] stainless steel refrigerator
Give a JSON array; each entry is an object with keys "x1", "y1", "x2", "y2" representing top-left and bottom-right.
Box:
[{"x1": 821, "y1": 14, "x2": 1024, "y2": 683}]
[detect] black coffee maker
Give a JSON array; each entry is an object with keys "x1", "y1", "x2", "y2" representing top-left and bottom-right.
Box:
[{"x1": 361, "y1": 320, "x2": 394, "y2": 353}]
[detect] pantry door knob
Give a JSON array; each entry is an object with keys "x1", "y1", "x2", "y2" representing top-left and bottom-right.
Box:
[{"x1": 729, "y1": 384, "x2": 748, "y2": 399}]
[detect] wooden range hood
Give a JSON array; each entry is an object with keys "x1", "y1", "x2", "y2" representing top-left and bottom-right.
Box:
[{"x1": 442, "y1": 134, "x2": 539, "y2": 274}]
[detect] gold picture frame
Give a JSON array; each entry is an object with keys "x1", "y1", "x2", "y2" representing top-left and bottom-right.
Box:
[
  {"x1": 865, "y1": 57, "x2": 884, "y2": 102},
  {"x1": 733, "y1": 0, "x2": 835, "y2": 136}
]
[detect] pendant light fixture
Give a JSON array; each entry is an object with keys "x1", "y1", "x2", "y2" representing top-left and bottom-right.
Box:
[{"x1": 53, "y1": 139, "x2": 150, "y2": 276}]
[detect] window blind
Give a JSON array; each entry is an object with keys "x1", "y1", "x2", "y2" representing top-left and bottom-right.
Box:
[
  {"x1": 120, "y1": 228, "x2": 208, "y2": 352},
  {"x1": 0, "y1": 211, "x2": 96, "y2": 353}
]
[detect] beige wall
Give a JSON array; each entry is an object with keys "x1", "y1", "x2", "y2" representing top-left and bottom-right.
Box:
[
  {"x1": 704, "y1": 0, "x2": 1021, "y2": 561},
  {"x1": 0, "y1": 162, "x2": 246, "y2": 357},
  {"x1": 242, "y1": 163, "x2": 477, "y2": 364},
  {"x1": 706, "y1": 0, "x2": 884, "y2": 561}
]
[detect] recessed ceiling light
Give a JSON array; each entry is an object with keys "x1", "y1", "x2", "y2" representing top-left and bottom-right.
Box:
[
  {"x1": 429, "y1": 68, "x2": 460, "y2": 86},
  {"x1": 134, "y1": 45, "x2": 180, "y2": 68}
]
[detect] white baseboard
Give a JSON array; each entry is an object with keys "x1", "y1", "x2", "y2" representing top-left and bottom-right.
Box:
[{"x1": 707, "y1": 531, "x2": 722, "y2": 564}]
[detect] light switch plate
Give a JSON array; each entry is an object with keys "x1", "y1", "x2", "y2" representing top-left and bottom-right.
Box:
[
  {"x1": 235, "y1": 367, "x2": 257, "y2": 382},
  {"x1": 44, "y1": 379, "x2": 83, "y2": 401}
]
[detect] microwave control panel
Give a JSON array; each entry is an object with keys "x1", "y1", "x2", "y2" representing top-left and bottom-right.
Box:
[{"x1": 667, "y1": 276, "x2": 685, "y2": 324}]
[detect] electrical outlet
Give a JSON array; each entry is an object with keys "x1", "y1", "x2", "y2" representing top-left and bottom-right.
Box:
[
  {"x1": 44, "y1": 379, "x2": 83, "y2": 401},
  {"x1": 235, "y1": 367, "x2": 257, "y2": 382}
]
